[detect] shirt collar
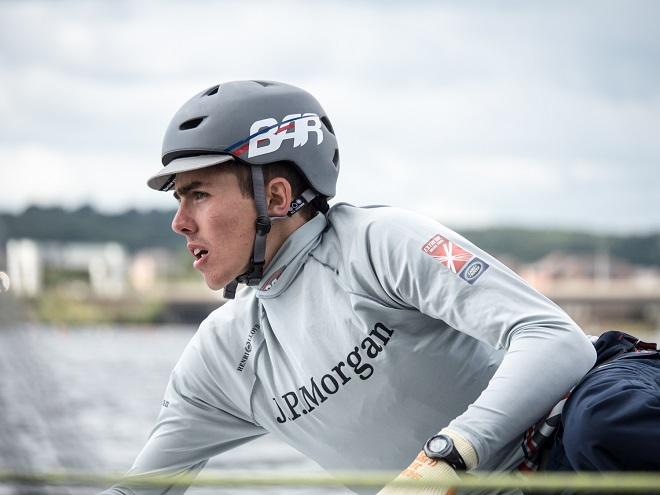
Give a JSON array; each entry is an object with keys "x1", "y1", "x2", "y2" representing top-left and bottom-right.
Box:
[{"x1": 255, "y1": 213, "x2": 327, "y2": 299}]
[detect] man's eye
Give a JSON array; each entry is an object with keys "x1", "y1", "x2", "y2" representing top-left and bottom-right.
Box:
[{"x1": 193, "y1": 191, "x2": 207, "y2": 200}]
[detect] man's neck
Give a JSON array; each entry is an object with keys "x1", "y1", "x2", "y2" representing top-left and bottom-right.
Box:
[{"x1": 264, "y1": 214, "x2": 311, "y2": 268}]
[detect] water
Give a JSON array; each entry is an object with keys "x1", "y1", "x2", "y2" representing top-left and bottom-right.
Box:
[
  {"x1": 3, "y1": 324, "x2": 658, "y2": 495},
  {"x1": 0, "y1": 325, "x2": 350, "y2": 495}
]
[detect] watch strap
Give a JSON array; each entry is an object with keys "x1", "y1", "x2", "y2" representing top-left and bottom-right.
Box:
[
  {"x1": 440, "y1": 428, "x2": 478, "y2": 471},
  {"x1": 424, "y1": 434, "x2": 467, "y2": 471}
]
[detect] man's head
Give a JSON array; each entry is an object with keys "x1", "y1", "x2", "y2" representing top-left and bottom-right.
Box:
[{"x1": 148, "y1": 80, "x2": 339, "y2": 296}]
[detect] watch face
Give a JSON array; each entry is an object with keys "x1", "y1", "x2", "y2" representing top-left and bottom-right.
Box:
[{"x1": 427, "y1": 435, "x2": 451, "y2": 455}]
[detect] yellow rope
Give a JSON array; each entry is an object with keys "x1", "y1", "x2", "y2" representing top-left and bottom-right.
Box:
[{"x1": 0, "y1": 470, "x2": 659, "y2": 492}]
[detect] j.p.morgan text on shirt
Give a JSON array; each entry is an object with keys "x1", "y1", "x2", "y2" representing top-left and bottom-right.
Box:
[{"x1": 271, "y1": 322, "x2": 395, "y2": 423}]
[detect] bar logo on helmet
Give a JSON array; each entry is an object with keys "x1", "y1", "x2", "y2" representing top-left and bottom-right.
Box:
[{"x1": 234, "y1": 113, "x2": 324, "y2": 158}]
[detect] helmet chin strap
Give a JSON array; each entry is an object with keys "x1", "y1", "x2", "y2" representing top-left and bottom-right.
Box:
[
  {"x1": 223, "y1": 166, "x2": 326, "y2": 300},
  {"x1": 224, "y1": 165, "x2": 270, "y2": 299}
]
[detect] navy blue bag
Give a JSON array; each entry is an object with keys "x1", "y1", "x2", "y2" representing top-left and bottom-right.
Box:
[{"x1": 539, "y1": 331, "x2": 659, "y2": 495}]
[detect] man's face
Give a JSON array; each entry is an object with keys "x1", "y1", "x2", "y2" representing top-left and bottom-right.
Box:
[{"x1": 171, "y1": 166, "x2": 256, "y2": 290}]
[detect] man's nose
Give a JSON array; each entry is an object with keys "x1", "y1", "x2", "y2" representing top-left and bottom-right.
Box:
[{"x1": 171, "y1": 206, "x2": 196, "y2": 236}]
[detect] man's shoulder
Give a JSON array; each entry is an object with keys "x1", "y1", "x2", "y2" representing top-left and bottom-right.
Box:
[
  {"x1": 328, "y1": 203, "x2": 406, "y2": 229},
  {"x1": 327, "y1": 203, "x2": 446, "y2": 245},
  {"x1": 318, "y1": 204, "x2": 454, "y2": 286},
  {"x1": 327, "y1": 202, "x2": 395, "y2": 223}
]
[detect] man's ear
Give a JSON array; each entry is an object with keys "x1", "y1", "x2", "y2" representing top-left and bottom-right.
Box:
[{"x1": 266, "y1": 177, "x2": 292, "y2": 217}]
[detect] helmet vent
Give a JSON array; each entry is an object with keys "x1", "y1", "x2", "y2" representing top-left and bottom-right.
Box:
[
  {"x1": 253, "y1": 80, "x2": 275, "y2": 87},
  {"x1": 332, "y1": 149, "x2": 340, "y2": 168},
  {"x1": 321, "y1": 116, "x2": 335, "y2": 135},
  {"x1": 179, "y1": 117, "x2": 206, "y2": 130},
  {"x1": 204, "y1": 85, "x2": 220, "y2": 96}
]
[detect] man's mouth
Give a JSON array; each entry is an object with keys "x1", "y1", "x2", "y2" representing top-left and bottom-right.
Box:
[
  {"x1": 189, "y1": 245, "x2": 210, "y2": 268},
  {"x1": 192, "y1": 247, "x2": 209, "y2": 260}
]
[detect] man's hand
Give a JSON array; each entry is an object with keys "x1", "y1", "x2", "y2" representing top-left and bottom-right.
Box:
[
  {"x1": 376, "y1": 451, "x2": 459, "y2": 495},
  {"x1": 376, "y1": 429, "x2": 477, "y2": 495}
]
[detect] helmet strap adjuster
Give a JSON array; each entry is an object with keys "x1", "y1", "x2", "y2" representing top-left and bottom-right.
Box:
[{"x1": 288, "y1": 188, "x2": 326, "y2": 216}]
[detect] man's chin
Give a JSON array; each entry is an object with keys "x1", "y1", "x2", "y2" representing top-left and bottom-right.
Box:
[
  {"x1": 202, "y1": 266, "x2": 249, "y2": 291},
  {"x1": 202, "y1": 275, "x2": 228, "y2": 291}
]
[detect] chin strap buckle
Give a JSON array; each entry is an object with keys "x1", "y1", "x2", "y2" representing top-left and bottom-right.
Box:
[
  {"x1": 237, "y1": 260, "x2": 265, "y2": 285},
  {"x1": 223, "y1": 280, "x2": 238, "y2": 299},
  {"x1": 255, "y1": 215, "x2": 271, "y2": 235}
]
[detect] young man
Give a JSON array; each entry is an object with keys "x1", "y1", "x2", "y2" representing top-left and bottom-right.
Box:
[{"x1": 102, "y1": 81, "x2": 657, "y2": 495}]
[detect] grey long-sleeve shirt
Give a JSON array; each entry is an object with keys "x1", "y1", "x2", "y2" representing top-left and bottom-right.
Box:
[{"x1": 104, "y1": 204, "x2": 596, "y2": 495}]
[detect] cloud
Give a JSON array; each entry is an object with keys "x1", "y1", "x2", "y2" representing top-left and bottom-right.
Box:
[
  {"x1": 0, "y1": 0, "x2": 658, "y2": 232},
  {"x1": 0, "y1": 143, "x2": 172, "y2": 212}
]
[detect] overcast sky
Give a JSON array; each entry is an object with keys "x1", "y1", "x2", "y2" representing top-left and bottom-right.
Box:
[{"x1": 1, "y1": 0, "x2": 658, "y2": 233}]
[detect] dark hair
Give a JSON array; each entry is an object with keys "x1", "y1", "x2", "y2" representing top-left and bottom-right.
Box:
[{"x1": 228, "y1": 160, "x2": 321, "y2": 220}]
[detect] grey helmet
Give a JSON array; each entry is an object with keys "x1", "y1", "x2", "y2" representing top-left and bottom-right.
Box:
[
  {"x1": 147, "y1": 80, "x2": 340, "y2": 298},
  {"x1": 148, "y1": 80, "x2": 339, "y2": 197}
]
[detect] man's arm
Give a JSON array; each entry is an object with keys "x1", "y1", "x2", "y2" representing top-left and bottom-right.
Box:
[
  {"x1": 102, "y1": 377, "x2": 266, "y2": 495},
  {"x1": 101, "y1": 321, "x2": 267, "y2": 495},
  {"x1": 363, "y1": 208, "x2": 596, "y2": 468}
]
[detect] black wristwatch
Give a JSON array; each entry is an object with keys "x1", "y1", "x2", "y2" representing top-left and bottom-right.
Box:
[{"x1": 423, "y1": 434, "x2": 467, "y2": 471}]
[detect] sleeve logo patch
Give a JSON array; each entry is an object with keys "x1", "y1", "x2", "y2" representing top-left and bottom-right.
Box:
[
  {"x1": 422, "y1": 234, "x2": 489, "y2": 283},
  {"x1": 422, "y1": 234, "x2": 473, "y2": 273},
  {"x1": 459, "y1": 257, "x2": 489, "y2": 285}
]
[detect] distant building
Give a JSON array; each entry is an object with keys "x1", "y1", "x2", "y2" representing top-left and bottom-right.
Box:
[
  {"x1": 6, "y1": 239, "x2": 128, "y2": 298},
  {"x1": 129, "y1": 248, "x2": 180, "y2": 293},
  {"x1": 518, "y1": 250, "x2": 660, "y2": 331},
  {"x1": 519, "y1": 250, "x2": 637, "y2": 290},
  {"x1": 6, "y1": 239, "x2": 42, "y2": 296}
]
